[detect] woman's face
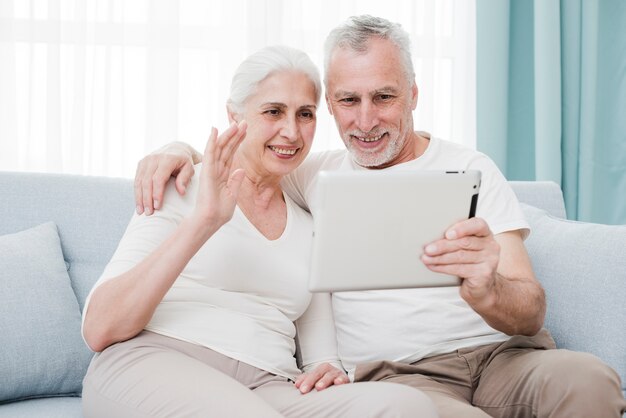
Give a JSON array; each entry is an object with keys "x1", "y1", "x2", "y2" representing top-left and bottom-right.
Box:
[{"x1": 235, "y1": 70, "x2": 317, "y2": 179}]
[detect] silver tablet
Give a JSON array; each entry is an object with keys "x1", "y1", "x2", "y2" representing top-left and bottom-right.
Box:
[{"x1": 308, "y1": 170, "x2": 481, "y2": 292}]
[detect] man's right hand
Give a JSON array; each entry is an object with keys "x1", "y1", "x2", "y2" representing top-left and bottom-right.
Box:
[{"x1": 134, "y1": 141, "x2": 202, "y2": 215}]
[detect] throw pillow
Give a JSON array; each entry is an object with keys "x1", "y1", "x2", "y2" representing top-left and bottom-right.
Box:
[
  {"x1": 0, "y1": 222, "x2": 93, "y2": 403},
  {"x1": 521, "y1": 203, "x2": 626, "y2": 394}
]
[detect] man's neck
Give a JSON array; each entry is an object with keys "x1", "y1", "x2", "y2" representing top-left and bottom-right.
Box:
[{"x1": 413, "y1": 131, "x2": 431, "y2": 159}]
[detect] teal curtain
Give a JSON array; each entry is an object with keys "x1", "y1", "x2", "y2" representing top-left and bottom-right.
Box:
[{"x1": 476, "y1": 0, "x2": 626, "y2": 224}]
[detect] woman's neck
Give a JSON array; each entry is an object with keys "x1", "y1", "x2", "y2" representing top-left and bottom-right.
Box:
[{"x1": 232, "y1": 154, "x2": 283, "y2": 210}]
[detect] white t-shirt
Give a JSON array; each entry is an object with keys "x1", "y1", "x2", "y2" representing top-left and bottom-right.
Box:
[
  {"x1": 83, "y1": 165, "x2": 339, "y2": 380},
  {"x1": 281, "y1": 135, "x2": 530, "y2": 379}
]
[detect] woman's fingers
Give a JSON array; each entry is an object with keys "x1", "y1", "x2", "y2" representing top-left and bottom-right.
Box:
[
  {"x1": 295, "y1": 364, "x2": 349, "y2": 394},
  {"x1": 219, "y1": 120, "x2": 247, "y2": 165}
]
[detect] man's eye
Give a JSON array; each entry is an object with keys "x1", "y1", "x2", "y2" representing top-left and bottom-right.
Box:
[
  {"x1": 378, "y1": 94, "x2": 393, "y2": 101},
  {"x1": 340, "y1": 98, "x2": 356, "y2": 104},
  {"x1": 299, "y1": 111, "x2": 314, "y2": 119},
  {"x1": 265, "y1": 109, "x2": 281, "y2": 116}
]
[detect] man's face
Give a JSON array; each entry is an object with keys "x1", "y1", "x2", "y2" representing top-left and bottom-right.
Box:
[{"x1": 325, "y1": 38, "x2": 418, "y2": 168}]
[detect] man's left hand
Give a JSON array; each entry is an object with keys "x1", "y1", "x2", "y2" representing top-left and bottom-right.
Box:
[{"x1": 421, "y1": 217, "x2": 500, "y2": 305}]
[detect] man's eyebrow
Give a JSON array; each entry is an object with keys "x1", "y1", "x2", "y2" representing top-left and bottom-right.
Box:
[
  {"x1": 333, "y1": 87, "x2": 399, "y2": 99},
  {"x1": 372, "y1": 86, "x2": 399, "y2": 95},
  {"x1": 333, "y1": 90, "x2": 357, "y2": 99}
]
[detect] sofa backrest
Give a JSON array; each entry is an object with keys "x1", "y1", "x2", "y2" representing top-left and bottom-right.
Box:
[
  {"x1": 0, "y1": 174, "x2": 567, "y2": 311},
  {"x1": 510, "y1": 180, "x2": 567, "y2": 219},
  {"x1": 0, "y1": 172, "x2": 134, "y2": 310}
]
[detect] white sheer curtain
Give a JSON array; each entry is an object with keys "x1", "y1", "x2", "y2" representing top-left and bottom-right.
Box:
[{"x1": 0, "y1": 0, "x2": 475, "y2": 178}]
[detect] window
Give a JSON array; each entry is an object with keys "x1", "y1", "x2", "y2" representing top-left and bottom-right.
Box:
[{"x1": 0, "y1": 0, "x2": 475, "y2": 177}]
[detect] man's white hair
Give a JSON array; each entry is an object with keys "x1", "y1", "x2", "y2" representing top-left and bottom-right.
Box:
[{"x1": 323, "y1": 15, "x2": 415, "y2": 85}]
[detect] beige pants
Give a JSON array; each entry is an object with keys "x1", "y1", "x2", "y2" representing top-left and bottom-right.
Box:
[
  {"x1": 355, "y1": 329, "x2": 626, "y2": 418},
  {"x1": 82, "y1": 331, "x2": 437, "y2": 418}
]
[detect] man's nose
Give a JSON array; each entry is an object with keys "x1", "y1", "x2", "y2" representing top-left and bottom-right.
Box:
[{"x1": 356, "y1": 101, "x2": 379, "y2": 132}]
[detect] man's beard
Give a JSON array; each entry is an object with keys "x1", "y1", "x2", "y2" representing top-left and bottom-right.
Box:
[{"x1": 343, "y1": 128, "x2": 407, "y2": 168}]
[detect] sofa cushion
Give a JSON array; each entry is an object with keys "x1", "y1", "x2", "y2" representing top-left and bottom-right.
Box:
[
  {"x1": 0, "y1": 172, "x2": 135, "y2": 311},
  {"x1": 522, "y1": 203, "x2": 626, "y2": 394},
  {"x1": 0, "y1": 222, "x2": 93, "y2": 403},
  {"x1": 0, "y1": 397, "x2": 82, "y2": 418}
]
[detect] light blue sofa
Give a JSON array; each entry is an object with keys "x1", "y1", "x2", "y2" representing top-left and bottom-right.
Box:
[{"x1": 0, "y1": 172, "x2": 624, "y2": 417}]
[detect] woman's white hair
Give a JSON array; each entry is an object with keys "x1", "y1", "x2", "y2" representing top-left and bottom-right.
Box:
[
  {"x1": 323, "y1": 15, "x2": 415, "y2": 85},
  {"x1": 227, "y1": 45, "x2": 321, "y2": 114}
]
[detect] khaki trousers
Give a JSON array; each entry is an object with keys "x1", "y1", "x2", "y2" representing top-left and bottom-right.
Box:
[
  {"x1": 355, "y1": 329, "x2": 626, "y2": 418},
  {"x1": 82, "y1": 331, "x2": 437, "y2": 418}
]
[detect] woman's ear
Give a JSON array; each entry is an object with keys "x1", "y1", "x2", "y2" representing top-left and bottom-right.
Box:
[{"x1": 226, "y1": 105, "x2": 240, "y2": 124}]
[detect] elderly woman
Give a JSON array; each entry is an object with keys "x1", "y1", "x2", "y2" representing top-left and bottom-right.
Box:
[{"x1": 80, "y1": 46, "x2": 436, "y2": 418}]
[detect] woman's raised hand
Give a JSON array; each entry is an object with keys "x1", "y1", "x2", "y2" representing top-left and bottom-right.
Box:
[{"x1": 192, "y1": 121, "x2": 247, "y2": 229}]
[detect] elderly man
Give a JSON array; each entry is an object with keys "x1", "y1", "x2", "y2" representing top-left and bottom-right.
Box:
[{"x1": 133, "y1": 15, "x2": 626, "y2": 418}]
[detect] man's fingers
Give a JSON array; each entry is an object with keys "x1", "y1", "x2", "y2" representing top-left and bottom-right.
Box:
[
  {"x1": 175, "y1": 162, "x2": 194, "y2": 195},
  {"x1": 142, "y1": 177, "x2": 154, "y2": 216},
  {"x1": 445, "y1": 217, "x2": 491, "y2": 240},
  {"x1": 151, "y1": 156, "x2": 189, "y2": 208},
  {"x1": 424, "y1": 262, "x2": 475, "y2": 276},
  {"x1": 151, "y1": 166, "x2": 173, "y2": 210},
  {"x1": 423, "y1": 217, "x2": 494, "y2": 256},
  {"x1": 422, "y1": 248, "x2": 482, "y2": 265},
  {"x1": 136, "y1": 157, "x2": 158, "y2": 216},
  {"x1": 134, "y1": 160, "x2": 146, "y2": 214},
  {"x1": 424, "y1": 235, "x2": 485, "y2": 257},
  {"x1": 423, "y1": 236, "x2": 499, "y2": 267}
]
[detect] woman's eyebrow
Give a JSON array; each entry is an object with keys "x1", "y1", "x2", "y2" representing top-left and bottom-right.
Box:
[
  {"x1": 261, "y1": 102, "x2": 317, "y2": 110},
  {"x1": 261, "y1": 102, "x2": 288, "y2": 108}
]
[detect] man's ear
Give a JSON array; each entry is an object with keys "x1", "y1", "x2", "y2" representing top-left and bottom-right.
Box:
[
  {"x1": 325, "y1": 93, "x2": 333, "y2": 115},
  {"x1": 411, "y1": 81, "x2": 418, "y2": 110}
]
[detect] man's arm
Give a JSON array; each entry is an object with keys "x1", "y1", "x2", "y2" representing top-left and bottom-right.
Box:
[
  {"x1": 422, "y1": 217, "x2": 546, "y2": 336},
  {"x1": 135, "y1": 141, "x2": 203, "y2": 215}
]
